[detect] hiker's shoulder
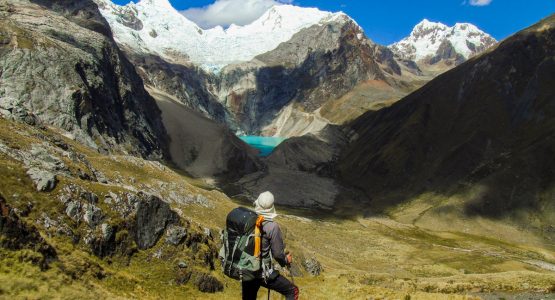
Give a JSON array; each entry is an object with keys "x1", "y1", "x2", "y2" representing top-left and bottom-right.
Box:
[{"x1": 262, "y1": 219, "x2": 280, "y2": 231}]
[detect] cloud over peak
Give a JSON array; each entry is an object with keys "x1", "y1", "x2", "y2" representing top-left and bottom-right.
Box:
[{"x1": 181, "y1": 0, "x2": 293, "y2": 29}]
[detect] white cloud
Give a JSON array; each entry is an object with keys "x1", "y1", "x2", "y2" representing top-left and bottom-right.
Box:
[
  {"x1": 469, "y1": 0, "x2": 492, "y2": 6},
  {"x1": 181, "y1": 0, "x2": 294, "y2": 29}
]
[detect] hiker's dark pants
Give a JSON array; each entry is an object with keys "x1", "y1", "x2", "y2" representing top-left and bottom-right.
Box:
[{"x1": 242, "y1": 274, "x2": 299, "y2": 300}]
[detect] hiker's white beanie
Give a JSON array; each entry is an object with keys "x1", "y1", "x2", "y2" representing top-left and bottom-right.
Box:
[{"x1": 256, "y1": 191, "x2": 274, "y2": 209}]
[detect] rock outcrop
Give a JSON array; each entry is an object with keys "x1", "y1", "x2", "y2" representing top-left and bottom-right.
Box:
[
  {"x1": 129, "y1": 53, "x2": 229, "y2": 126},
  {"x1": 302, "y1": 257, "x2": 323, "y2": 276},
  {"x1": 0, "y1": 0, "x2": 169, "y2": 158},
  {"x1": 134, "y1": 194, "x2": 178, "y2": 249},
  {"x1": 26, "y1": 168, "x2": 58, "y2": 192},
  {"x1": 0, "y1": 105, "x2": 228, "y2": 296}
]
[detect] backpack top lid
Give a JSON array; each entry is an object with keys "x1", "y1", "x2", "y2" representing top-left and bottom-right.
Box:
[{"x1": 226, "y1": 207, "x2": 258, "y2": 235}]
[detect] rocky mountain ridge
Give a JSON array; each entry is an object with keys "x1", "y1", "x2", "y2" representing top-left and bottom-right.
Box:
[
  {"x1": 236, "y1": 14, "x2": 555, "y2": 249},
  {"x1": 97, "y1": 0, "x2": 431, "y2": 136}
]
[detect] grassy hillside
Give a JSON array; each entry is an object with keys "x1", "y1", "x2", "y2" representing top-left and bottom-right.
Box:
[
  {"x1": 0, "y1": 116, "x2": 554, "y2": 299},
  {"x1": 338, "y1": 14, "x2": 555, "y2": 242}
]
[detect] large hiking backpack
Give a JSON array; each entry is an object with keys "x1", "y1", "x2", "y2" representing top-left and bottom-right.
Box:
[{"x1": 219, "y1": 207, "x2": 265, "y2": 281}]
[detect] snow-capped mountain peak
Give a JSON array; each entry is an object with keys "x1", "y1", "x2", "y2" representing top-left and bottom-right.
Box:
[
  {"x1": 415, "y1": 19, "x2": 449, "y2": 31},
  {"x1": 137, "y1": 0, "x2": 173, "y2": 9},
  {"x1": 389, "y1": 19, "x2": 497, "y2": 62},
  {"x1": 95, "y1": 0, "x2": 352, "y2": 72}
]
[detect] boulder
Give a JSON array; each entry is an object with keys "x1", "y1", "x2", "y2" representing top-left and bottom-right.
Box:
[
  {"x1": 203, "y1": 227, "x2": 212, "y2": 239},
  {"x1": 65, "y1": 201, "x2": 82, "y2": 222},
  {"x1": 93, "y1": 170, "x2": 109, "y2": 184},
  {"x1": 80, "y1": 191, "x2": 99, "y2": 204},
  {"x1": 101, "y1": 223, "x2": 114, "y2": 241},
  {"x1": 29, "y1": 144, "x2": 65, "y2": 171},
  {"x1": 26, "y1": 168, "x2": 57, "y2": 192},
  {"x1": 88, "y1": 224, "x2": 117, "y2": 258},
  {"x1": 83, "y1": 203, "x2": 103, "y2": 228},
  {"x1": 302, "y1": 257, "x2": 323, "y2": 276},
  {"x1": 135, "y1": 195, "x2": 178, "y2": 249},
  {"x1": 165, "y1": 225, "x2": 187, "y2": 246}
]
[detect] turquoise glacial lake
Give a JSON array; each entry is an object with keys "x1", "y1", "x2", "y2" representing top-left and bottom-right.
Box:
[{"x1": 239, "y1": 136, "x2": 286, "y2": 157}]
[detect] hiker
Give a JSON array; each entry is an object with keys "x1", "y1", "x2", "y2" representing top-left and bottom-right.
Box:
[
  {"x1": 242, "y1": 191, "x2": 299, "y2": 300},
  {"x1": 220, "y1": 191, "x2": 299, "y2": 300}
]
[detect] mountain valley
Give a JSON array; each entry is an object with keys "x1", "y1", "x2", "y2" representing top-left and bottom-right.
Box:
[{"x1": 0, "y1": 0, "x2": 554, "y2": 299}]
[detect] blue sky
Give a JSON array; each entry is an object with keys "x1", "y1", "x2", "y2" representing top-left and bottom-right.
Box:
[{"x1": 112, "y1": 0, "x2": 555, "y2": 45}]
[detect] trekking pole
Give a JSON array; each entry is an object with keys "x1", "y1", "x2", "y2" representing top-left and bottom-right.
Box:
[
  {"x1": 285, "y1": 252, "x2": 295, "y2": 285},
  {"x1": 267, "y1": 287, "x2": 270, "y2": 300}
]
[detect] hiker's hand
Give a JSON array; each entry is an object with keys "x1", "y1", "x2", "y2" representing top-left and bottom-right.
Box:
[{"x1": 286, "y1": 253, "x2": 293, "y2": 265}]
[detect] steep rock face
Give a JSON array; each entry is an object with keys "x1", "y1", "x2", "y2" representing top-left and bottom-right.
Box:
[
  {"x1": 130, "y1": 53, "x2": 228, "y2": 125},
  {"x1": 426, "y1": 40, "x2": 466, "y2": 66},
  {"x1": 0, "y1": 0, "x2": 259, "y2": 181},
  {"x1": 0, "y1": 0, "x2": 168, "y2": 158},
  {"x1": 223, "y1": 17, "x2": 410, "y2": 135},
  {"x1": 390, "y1": 19, "x2": 497, "y2": 72},
  {"x1": 142, "y1": 16, "x2": 420, "y2": 136},
  {"x1": 340, "y1": 15, "x2": 555, "y2": 218}
]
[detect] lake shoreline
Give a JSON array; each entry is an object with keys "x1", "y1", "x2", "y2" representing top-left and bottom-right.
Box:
[{"x1": 239, "y1": 136, "x2": 286, "y2": 157}]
